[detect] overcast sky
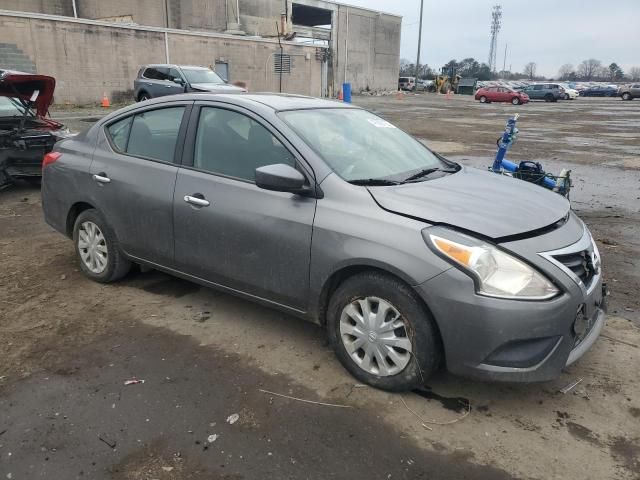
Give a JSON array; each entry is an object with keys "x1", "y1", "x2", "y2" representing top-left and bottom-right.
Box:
[{"x1": 341, "y1": 0, "x2": 640, "y2": 77}]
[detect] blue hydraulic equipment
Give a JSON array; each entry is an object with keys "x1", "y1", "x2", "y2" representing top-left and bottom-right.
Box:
[{"x1": 491, "y1": 114, "x2": 571, "y2": 198}]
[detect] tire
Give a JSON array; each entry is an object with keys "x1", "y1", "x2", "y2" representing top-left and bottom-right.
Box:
[
  {"x1": 138, "y1": 91, "x2": 151, "y2": 102},
  {"x1": 564, "y1": 93, "x2": 570, "y2": 100},
  {"x1": 479, "y1": 96, "x2": 487, "y2": 103},
  {"x1": 73, "y1": 209, "x2": 131, "y2": 283},
  {"x1": 511, "y1": 97, "x2": 521, "y2": 105},
  {"x1": 544, "y1": 94, "x2": 554, "y2": 102},
  {"x1": 327, "y1": 271, "x2": 441, "y2": 392},
  {"x1": 622, "y1": 92, "x2": 632, "y2": 101}
]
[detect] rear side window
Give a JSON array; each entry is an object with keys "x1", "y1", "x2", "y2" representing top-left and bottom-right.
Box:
[
  {"x1": 106, "y1": 106, "x2": 185, "y2": 163},
  {"x1": 106, "y1": 116, "x2": 132, "y2": 152},
  {"x1": 143, "y1": 67, "x2": 168, "y2": 80},
  {"x1": 533, "y1": 85, "x2": 543, "y2": 90}
]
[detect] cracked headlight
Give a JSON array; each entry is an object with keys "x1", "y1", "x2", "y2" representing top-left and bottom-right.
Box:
[{"x1": 426, "y1": 231, "x2": 559, "y2": 300}]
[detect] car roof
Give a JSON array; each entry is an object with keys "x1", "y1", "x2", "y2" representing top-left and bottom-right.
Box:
[
  {"x1": 143, "y1": 64, "x2": 209, "y2": 70},
  {"x1": 140, "y1": 93, "x2": 358, "y2": 112}
]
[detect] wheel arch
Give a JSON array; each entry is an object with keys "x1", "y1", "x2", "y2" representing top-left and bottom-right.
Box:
[
  {"x1": 316, "y1": 263, "x2": 446, "y2": 364},
  {"x1": 66, "y1": 201, "x2": 96, "y2": 237}
]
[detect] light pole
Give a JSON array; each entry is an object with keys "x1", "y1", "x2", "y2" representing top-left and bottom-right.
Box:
[{"x1": 414, "y1": 0, "x2": 424, "y2": 83}]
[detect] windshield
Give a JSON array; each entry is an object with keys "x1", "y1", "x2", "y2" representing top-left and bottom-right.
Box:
[
  {"x1": 181, "y1": 68, "x2": 225, "y2": 85},
  {"x1": 279, "y1": 109, "x2": 450, "y2": 182},
  {"x1": 0, "y1": 97, "x2": 30, "y2": 118}
]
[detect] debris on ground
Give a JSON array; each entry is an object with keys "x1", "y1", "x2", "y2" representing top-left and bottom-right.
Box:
[
  {"x1": 559, "y1": 378, "x2": 583, "y2": 394},
  {"x1": 226, "y1": 413, "x2": 240, "y2": 424},
  {"x1": 400, "y1": 395, "x2": 471, "y2": 429},
  {"x1": 161, "y1": 466, "x2": 174, "y2": 472},
  {"x1": 98, "y1": 435, "x2": 116, "y2": 449},
  {"x1": 123, "y1": 378, "x2": 145, "y2": 386},
  {"x1": 193, "y1": 311, "x2": 211, "y2": 323},
  {"x1": 258, "y1": 388, "x2": 353, "y2": 408},
  {"x1": 207, "y1": 434, "x2": 218, "y2": 443}
]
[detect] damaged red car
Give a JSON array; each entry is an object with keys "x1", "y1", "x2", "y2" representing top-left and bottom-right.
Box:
[{"x1": 0, "y1": 70, "x2": 70, "y2": 189}]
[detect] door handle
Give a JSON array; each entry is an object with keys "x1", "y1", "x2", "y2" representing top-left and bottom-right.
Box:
[
  {"x1": 184, "y1": 195, "x2": 210, "y2": 207},
  {"x1": 92, "y1": 173, "x2": 111, "y2": 184}
]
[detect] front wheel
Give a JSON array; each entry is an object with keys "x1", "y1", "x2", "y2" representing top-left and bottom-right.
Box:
[
  {"x1": 511, "y1": 97, "x2": 521, "y2": 105},
  {"x1": 564, "y1": 93, "x2": 570, "y2": 100},
  {"x1": 138, "y1": 92, "x2": 151, "y2": 102},
  {"x1": 73, "y1": 209, "x2": 131, "y2": 283},
  {"x1": 622, "y1": 93, "x2": 632, "y2": 100},
  {"x1": 479, "y1": 96, "x2": 487, "y2": 103},
  {"x1": 327, "y1": 272, "x2": 441, "y2": 391}
]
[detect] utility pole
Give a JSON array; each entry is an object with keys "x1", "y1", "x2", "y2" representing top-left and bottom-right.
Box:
[
  {"x1": 414, "y1": 0, "x2": 424, "y2": 82},
  {"x1": 502, "y1": 43, "x2": 507, "y2": 74}
]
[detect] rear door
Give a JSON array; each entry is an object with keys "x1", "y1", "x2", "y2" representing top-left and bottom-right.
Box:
[
  {"x1": 173, "y1": 102, "x2": 316, "y2": 310},
  {"x1": 89, "y1": 102, "x2": 191, "y2": 265}
]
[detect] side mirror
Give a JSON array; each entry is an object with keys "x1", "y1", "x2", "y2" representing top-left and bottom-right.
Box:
[
  {"x1": 173, "y1": 78, "x2": 184, "y2": 85},
  {"x1": 255, "y1": 164, "x2": 306, "y2": 193}
]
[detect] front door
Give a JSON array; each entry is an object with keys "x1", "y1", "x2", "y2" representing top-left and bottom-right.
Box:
[
  {"x1": 90, "y1": 104, "x2": 190, "y2": 265},
  {"x1": 173, "y1": 104, "x2": 316, "y2": 310}
]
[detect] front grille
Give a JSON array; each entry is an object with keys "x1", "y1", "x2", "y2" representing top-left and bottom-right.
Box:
[{"x1": 553, "y1": 249, "x2": 596, "y2": 288}]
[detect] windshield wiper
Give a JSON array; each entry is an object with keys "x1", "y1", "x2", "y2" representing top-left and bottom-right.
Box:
[
  {"x1": 401, "y1": 167, "x2": 458, "y2": 183},
  {"x1": 348, "y1": 178, "x2": 401, "y2": 186}
]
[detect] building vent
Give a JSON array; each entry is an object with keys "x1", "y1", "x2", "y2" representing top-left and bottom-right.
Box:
[{"x1": 273, "y1": 54, "x2": 292, "y2": 74}]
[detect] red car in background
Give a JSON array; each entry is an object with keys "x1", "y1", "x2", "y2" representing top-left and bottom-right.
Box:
[{"x1": 475, "y1": 86, "x2": 529, "y2": 105}]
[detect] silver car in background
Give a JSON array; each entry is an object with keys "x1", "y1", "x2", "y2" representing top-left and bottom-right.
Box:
[
  {"x1": 41, "y1": 94, "x2": 607, "y2": 391},
  {"x1": 133, "y1": 64, "x2": 246, "y2": 102}
]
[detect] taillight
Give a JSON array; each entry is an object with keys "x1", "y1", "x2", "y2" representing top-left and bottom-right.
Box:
[{"x1": 42, "y1": 151, "x2": 62, "y2": 170}]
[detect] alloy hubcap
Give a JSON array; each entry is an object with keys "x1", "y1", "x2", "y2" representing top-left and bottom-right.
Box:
[
  {"x1": 339, "y1": 296, "x2": 412, "y2": 377},
  {"x1": 78, "y1": 221, "x2": 108, "y2": 274}
]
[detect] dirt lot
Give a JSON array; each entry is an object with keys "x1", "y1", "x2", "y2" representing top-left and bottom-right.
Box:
[{"x1": 1, "y1": 94, "x2": 639, "y2": 479}]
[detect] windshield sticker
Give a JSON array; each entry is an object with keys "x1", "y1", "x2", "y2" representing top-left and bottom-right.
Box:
[
  {"x1": 30, "y1": 90, "x2": 40, "y2": 102},
  {"x1": 367, "y1": 118, "x2": 396, "y2": 129}
]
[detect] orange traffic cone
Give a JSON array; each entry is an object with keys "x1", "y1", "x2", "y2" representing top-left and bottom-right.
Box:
[
  {"x1": 338, "y1": 90, "x2": 343, "y2": 101},
  {"x1": 101, "y1": 92, "x2": 110, "y2": 108}
]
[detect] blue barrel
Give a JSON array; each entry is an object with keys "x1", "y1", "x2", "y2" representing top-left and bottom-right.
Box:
[{"x1": 342, "y1": 82, "x2": 352, "y2": 103}]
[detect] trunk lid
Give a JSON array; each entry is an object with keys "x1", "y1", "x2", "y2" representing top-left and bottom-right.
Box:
[{"x1": 0, "y1": 70, "x2": 56, "y2": 117}]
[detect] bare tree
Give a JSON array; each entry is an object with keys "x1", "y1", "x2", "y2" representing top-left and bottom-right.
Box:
[
  {"x1": 596, "y1": 66, "x2": 610, "y2": 81},
  {"x1": 627, "y1": 66, "x2": 640, "y2": 81},
  {"x1": 558, "y1": 63, "x2": 575, "y2": 80},
  {"x1": 524, "y1": 62, "x2": 537, "y2": 80},
  {"x1": 577, "y1": 59, "x2": 601, "y2": 80}
]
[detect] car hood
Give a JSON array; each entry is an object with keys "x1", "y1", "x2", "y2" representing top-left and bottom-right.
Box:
[
  {"x1": 368, "y1": 167, "x2": 570, "y2": 240},
  {"x1": 0, "y1": 70, "x2": 55, "y2": 117},
  {"x1": 189, "y1": 83, "x2": 246, "y2": 92}
]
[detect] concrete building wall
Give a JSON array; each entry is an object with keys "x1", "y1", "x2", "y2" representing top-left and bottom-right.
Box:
[
  {"x1": 0, "y1": 0, "x2": 73, "y2": 16},
  {"x1": 334, "y1": 6, "x2": 401, "y2": 92},
  {"x1": 0, "y1": 13, "x2": 324, "y2": 105},
  {"x1": 76, "y1": 0, "x2": 167, "y2": 26}
]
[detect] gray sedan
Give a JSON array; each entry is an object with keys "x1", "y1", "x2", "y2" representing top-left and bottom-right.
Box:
[{"x1": 42, "y1": 94, "x2": 607, "y2": 391}]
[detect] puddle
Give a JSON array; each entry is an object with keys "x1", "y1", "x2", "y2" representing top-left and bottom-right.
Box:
[{"x1": 413, "y1": 387, "x2": 471, "y2": 413}]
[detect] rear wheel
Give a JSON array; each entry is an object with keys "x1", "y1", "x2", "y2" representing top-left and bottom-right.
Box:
[
  {"x1": 544, "y1": 94, "x2": 554, "y2": 102},
  {"x1": 511, "y1": 97, "x2": 521, "y2": 105},
  {"x1": 73, "y1": 209, "x2": 131, "y2": 283},
  {"x1": 137, "y1": 91, "x2": 151, "y2": 102},
  {"x1": 479, "y1": 96, "x2": 487, "y2": 103},
  {"x1": 622, "y1": 92, "x2": 632, "y2": 101},
  {"x1": 327, "y1": 272, "x2": 441, "y2": 391}
]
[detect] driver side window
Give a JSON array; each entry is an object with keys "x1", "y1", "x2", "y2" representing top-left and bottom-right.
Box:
[{"x1": 193, "y1": 107, "x2": 296, "y2": 182}]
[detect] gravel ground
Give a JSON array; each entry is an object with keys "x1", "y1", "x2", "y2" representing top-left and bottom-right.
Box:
[{"x1": 0, "y1": 94, "x2": 639, "y2": 480}]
